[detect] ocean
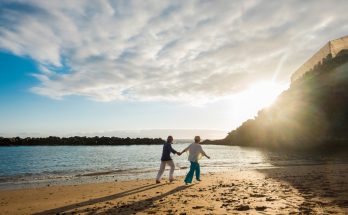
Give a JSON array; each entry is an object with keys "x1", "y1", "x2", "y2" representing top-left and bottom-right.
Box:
[{"x1": 0, "y1": 143, "x2": 347, "y2": 189}]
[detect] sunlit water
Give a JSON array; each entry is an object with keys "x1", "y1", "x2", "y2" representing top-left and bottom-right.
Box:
[{"x1": 0, "y1": 143, "x2": 347, "y2": 189}]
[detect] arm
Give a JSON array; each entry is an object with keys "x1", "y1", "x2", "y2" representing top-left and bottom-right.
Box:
[
  {"x1": 201, "y1": 148, "x2": 210, "y2": 159},
  {"x1": 169, "y1": 144, "x2": 180, "y2": 155},
  {"x1": 180, "y1": 144, "x2": 191, "y2": 154}
]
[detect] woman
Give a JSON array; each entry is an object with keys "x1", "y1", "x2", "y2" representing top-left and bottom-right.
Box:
[
  {"x1": 156, "y1": 136, "x2": 181, "y2": 183},
  {"x1": 180, "y1": 136, "x2": 210, "y2": 184}
]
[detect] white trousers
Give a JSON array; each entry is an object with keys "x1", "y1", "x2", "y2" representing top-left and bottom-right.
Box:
[{"x1": 156, "y1": 160, "x2": 175, "y2": 181}]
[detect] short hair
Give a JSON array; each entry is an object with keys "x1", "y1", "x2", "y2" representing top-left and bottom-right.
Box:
[
  {"x1": 194, "y1": 136, "x2": 200, "y2": 143},
  {"x1": 167, "y1": 136, "x2": 173, "y2": 142}
]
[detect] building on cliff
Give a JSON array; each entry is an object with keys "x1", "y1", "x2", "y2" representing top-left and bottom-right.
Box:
[{"x1": 291, "y1": 35, "x2": 348, "y2": 83}]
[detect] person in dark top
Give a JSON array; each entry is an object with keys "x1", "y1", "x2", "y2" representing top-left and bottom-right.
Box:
[{"x1": 156, "y1": 136, "x2": 181, "y2": 183}]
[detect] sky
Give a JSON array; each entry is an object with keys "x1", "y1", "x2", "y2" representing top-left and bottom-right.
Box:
[{"x1": 1, "y1": 0, "x2": 348, "y2": 138}]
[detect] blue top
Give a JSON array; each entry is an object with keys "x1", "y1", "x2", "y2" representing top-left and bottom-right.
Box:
[{"x1": 161, "y1": 142, "x2": 177, "y2": 161}]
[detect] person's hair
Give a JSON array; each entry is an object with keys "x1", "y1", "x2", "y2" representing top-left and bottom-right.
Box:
[
  {"x1": 194, "y1": 136, "x2": 200, "y2": 143},
  {"x1": 167, "y1": 136, "x2": 173, "y2": 143}
]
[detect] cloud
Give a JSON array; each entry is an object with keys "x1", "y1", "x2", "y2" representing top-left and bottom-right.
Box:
[{"x1": 1, "y1": 0, "x2": 348, "y2": 102}]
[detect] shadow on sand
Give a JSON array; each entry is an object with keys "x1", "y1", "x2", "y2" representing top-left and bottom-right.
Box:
[
  {"x1": 33, "y1": 183, "x2": 165, "y2": 215},
  {"x1": 97, "y1": 184, "x2": 194, "y2": 215},
  {"x1": 257, "y1": 162, "x2": 348, "y2": 213}
]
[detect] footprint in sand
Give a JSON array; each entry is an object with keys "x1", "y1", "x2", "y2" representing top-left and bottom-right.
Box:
[
  {"x1": 255, "y1": 206, "x2": 267, "y2": 211},
  {"x1": 266, "y1": 197, "x2": 277, "y2": 201},
  {"x1": 192, "y1": 205, "x2": 204, "y2": 209},
  {"x1": 234, "y1": 204, "x2": 250, "y2": 211}
]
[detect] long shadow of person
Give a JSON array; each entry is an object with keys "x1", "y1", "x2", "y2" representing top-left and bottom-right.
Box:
[
  {"x1": 98, "y1": 184, "x2": 194, "y2": 215},
  {"x1": 33, "y1": 183, "x2": 164, "y2": 215}
]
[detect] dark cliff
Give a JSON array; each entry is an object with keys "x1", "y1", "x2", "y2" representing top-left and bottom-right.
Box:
[{"x1": 208, "y1": 49, "x2": 348, "y2": 149}]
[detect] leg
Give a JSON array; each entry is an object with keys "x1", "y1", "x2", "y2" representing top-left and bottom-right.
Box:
[
  {"x1": 156, "y1": 161, "x2": 166, "y2": 182},
  {"x1": 195, "y1": 162, "x2": 200, "y2": 181},
  {"x1": 168, "y1": 160, "x2": 175, "y2": 181},
  {"x1": 184, "y1": 162, "x2": 196, "y2": 184}
]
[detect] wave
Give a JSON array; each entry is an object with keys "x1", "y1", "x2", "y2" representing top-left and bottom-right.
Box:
[{"x1": 75, "y1": 169, "x2": 137, "y2": 177}]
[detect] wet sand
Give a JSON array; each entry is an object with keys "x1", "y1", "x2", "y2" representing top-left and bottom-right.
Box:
[{"x1": 0, "y1": 164, "x2": 347, "y2": 214}]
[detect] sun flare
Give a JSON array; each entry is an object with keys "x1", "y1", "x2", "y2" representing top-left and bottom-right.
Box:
[
  {"x1": 244, "y1": 81, "x2": 288, "y2": 108},
  {"x1": 229, "y1": 81, "x2": 289, "y2": 124}
]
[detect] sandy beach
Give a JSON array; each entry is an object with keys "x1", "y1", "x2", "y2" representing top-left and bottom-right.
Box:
[{"x1": 0, "y1": 164, "x2": 347, "y2": 215}]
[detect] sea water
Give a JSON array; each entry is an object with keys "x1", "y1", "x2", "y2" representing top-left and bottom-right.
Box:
[{"x1": 0, "y1": 143, "x2": 346, "y2": 189}]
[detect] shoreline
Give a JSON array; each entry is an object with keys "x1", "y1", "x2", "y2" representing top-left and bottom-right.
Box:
[
  {"x1": 2, "y1": 144, "x2": 347, "y2": 192},
  {"x1": 2, "y1": 160, "x2": 348, "y2": 191},
  {"x1": 1, "y1": 163, "x2": 348, "y2": 214}
]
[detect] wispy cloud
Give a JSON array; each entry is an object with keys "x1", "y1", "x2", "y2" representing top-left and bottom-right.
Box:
[{"x1": 1, "y1": 0, "x2": 348, "y2": 102}]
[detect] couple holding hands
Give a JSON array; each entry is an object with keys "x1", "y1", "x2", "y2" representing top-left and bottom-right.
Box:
[{"x1": 156, "y1": 135, "x2": 210, "y2": 185}]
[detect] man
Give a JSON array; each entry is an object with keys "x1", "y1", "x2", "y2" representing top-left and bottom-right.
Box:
[
  {"x1": 180, "y1": 136, "x2": 210, "y2": 184},
  {"x1": 156, "y1": 136, "x2": 181, "y2": 183}
]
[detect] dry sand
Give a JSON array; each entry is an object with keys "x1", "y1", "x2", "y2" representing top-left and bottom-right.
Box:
[{"x1": 0, "y1": 164, "x2": 348, "y2": 215}]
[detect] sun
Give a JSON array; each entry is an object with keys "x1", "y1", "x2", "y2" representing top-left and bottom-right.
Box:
[
  {"x1": 244, "y1": 81, "x2": 288, "y2": 108},
  {"x1": 229, "y1": 81, "x2": 289, "y2": 123}
]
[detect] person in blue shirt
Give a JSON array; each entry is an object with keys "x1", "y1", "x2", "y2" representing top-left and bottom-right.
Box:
[{"x1": 156, "y1": 136, "x2": 181, "y2": 183}]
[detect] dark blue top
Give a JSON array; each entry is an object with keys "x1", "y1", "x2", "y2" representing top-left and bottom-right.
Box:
[{"x1": 161, "y1": 142, "x2": 177, "y2": 161}]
